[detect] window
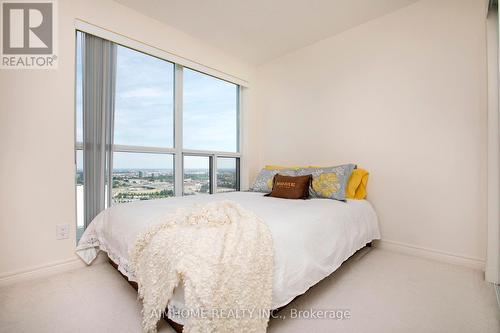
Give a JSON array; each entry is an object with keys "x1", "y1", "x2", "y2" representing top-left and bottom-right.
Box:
[
  {"x1": 111, "y1": 44, "x2": 176, "y2": 204},
  {"x1": 183, "y1": 68, "x2": 239, "y2": 152},
  {"x1": 114, "y1": 46, "x2": 174, "y2": 148},
  {"x1": 217, "y1": 157, "x2": 239, "y2": 192},
  {"x1": 76, "y1": 150, "x2": 84, "y2": 240},
  {"x1": 183, "y1": 155, "x2": 211, "y2": 195},
  {"x1": 75, "y1": 30, "x2": 241, "y2": 240},
  {"x1": 75, "y1": 32, "x2": 83, "y2": 143},
  {"x1": 75, "y1": 32, "x2": 84, "y2": 241}
]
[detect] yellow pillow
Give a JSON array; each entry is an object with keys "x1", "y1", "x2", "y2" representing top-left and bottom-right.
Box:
[{"x1": 346, "y1": 168, "x2": 369, "y2": 199}]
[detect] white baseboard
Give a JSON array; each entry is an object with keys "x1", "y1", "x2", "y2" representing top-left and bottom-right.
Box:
[
  {"x1": 374, "y1": 239, "x2": 485, "y2": 271},
  {"x1": 0, "y1": 253, "x2": 107, "y2": 287}
]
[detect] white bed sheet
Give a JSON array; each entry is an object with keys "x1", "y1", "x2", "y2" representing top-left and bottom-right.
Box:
[{"x1": 76, "y1": 191, "x2": 380, "y2": 319}]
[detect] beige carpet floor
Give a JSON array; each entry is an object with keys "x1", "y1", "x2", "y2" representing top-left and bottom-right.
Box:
[{"x1": 1, "y1": 248, "x2": 499, "y2": 333}]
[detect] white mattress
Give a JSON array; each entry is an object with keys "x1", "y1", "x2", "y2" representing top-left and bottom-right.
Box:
[{"x1": 76, "y1": 191, "x2": 380, "y2": 322}]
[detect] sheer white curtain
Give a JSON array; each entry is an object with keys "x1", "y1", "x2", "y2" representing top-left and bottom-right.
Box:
[
  {"x1": 486, "y1": 2, "x2": 500, "y2": 284},
  {"x1": 82, "y1": 33, "x2": 117, "y2": 229}
]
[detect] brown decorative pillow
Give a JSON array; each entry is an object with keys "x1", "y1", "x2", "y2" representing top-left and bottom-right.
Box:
[{"x1": 266, "y1": 174, "x2": 312, "y2": 199}]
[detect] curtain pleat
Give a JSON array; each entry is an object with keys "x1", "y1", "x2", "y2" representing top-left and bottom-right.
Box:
[{"x1": 82, "y1": 33, "x2": 116, "y2": 229}]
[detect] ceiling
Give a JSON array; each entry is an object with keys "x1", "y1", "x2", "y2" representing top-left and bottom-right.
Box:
[{"x1": 114, "y1": 0, "x2": 419, "y2": 65}]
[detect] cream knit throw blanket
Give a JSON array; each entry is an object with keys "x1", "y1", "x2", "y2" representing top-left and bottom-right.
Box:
[{"x1": 129, "y1": 200, "x2": 274, "y2": 333}]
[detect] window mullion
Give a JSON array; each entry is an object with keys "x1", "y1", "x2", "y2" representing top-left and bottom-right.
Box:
[
  {"x1": 174, "y1": 64, "x2": 183, "y2": 196},
  {"x1": 236, "y1": 158, "x2": 241, "y2": 191},
  {"x1": 212, "y1": 154, "x2": 217, "y2": 194},
  {"x1": 237, "y1": 86, "x2": 241, "y2": 153}
]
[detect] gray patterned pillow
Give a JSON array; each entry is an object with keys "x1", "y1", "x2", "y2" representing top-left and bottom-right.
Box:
[
  {"x1": 250, "y1": 168, "x2": 297, "y2": 193},
  {"x1": 296, "y1": 164, "x2": 355, "y2": 201}
]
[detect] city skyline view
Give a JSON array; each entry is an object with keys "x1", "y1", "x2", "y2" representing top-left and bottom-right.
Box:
[{"x1": 76, "y1": 166, "x2": 237, "y2": 231}]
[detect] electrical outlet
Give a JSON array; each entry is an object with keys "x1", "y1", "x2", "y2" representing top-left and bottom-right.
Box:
[{"x1": 56, "y1": 224, "x2": 69, "y2": 240}]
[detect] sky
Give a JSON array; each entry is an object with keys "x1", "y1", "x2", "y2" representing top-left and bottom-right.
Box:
[{"x1": 76, "y1": 32, "x2": 238, "y2": 169}]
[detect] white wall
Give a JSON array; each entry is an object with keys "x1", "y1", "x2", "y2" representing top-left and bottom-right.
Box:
[
  {"x1": 486, "y1": 8, "x2": 500, "y2": 283},
  {"x1": 256, "y1": 0, "x2": 488, "y2": 264},
  {"x1": 0, "y1": 0, "x2": 258, "y2": 277}
]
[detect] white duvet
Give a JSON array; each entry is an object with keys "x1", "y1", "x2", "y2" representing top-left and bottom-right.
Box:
[{"x1": 76, "y1": 191, "x2": 380, "y2": 323}]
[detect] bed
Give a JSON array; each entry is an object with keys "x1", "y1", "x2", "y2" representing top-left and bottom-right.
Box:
[{"x1": 76, "y1": 191, "x2": 380, "y2": 328}]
